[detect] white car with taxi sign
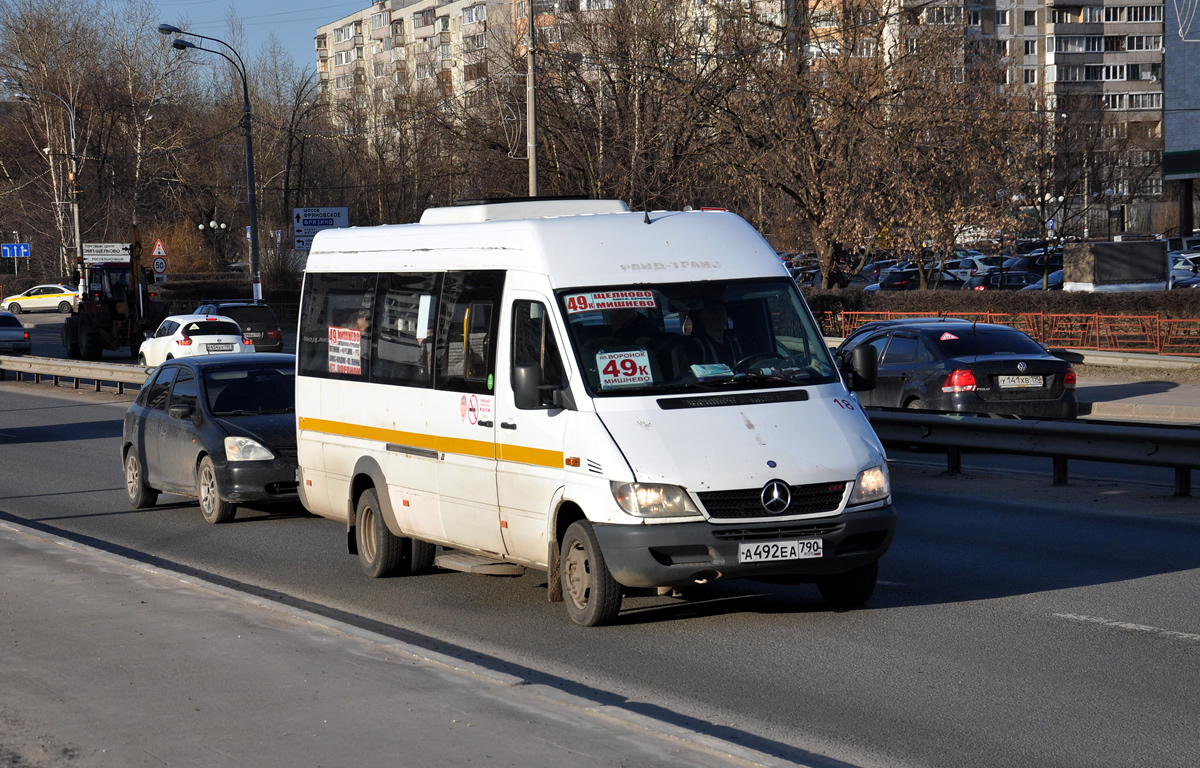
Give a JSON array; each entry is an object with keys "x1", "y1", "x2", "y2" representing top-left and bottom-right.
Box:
[
  {"x1": 3, "y1": 284, "x2": 78, "y2": 314},
  {"x1": 138, "y1": 314, "x2": 257, "y2": 368}
]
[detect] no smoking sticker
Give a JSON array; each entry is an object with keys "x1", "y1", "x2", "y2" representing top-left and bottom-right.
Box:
[{"x1": 597, "y1": 349, "x2": 653, "y2": 389}]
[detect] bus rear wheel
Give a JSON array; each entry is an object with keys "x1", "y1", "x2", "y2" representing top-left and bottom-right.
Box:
[{"x1": 356, "y1": 489, "x2": 404, "y2": 577}]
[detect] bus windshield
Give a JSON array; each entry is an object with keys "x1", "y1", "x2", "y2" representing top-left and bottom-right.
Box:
[{"x1": 558, "y1": 277, "x2": 838, "y2": 397}]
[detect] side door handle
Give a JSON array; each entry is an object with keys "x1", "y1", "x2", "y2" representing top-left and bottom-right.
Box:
[
  {"x1": 477, "y1": 420, "x2": 493, "y2": 428},
  {"x1": 500, "y1": 422, "x2": 517, "y2": 430}
]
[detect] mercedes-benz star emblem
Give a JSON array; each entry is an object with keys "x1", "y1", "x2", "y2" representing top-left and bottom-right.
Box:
[
  {"x1": 1017, "y1": 361, "x2": 1027, "y2": 372},
  {"x1": 761, "y1": 480, "x2": 792, "y2": 514}
]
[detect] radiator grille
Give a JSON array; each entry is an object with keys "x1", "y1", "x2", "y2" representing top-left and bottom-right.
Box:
[{"x1": 698, "y1": 481, "x2": 847, "y2": 519}]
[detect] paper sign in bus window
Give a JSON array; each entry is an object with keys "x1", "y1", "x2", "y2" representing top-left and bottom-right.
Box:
[
  {"x1": 564, "y1": 290, "x2": 656, "y2": 315},
  {"x1": 329, "y1": 327, "x2": 362, "y2": 374},
  {"x1": 597, "y1": 349, "x2": 653, "y2": 389}
]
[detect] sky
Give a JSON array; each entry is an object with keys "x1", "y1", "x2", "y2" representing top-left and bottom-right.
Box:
[{"x1": 153, "y1": 0, "x2": 369, "y2": 72}]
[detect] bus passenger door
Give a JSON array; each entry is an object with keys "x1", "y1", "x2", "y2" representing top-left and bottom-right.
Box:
[
  {"x1": 494, "y1": 290, "x2": 569, "y2": 568},
  {"x1": 433, "y1": 271, "x2": 507, "y2": 557}
]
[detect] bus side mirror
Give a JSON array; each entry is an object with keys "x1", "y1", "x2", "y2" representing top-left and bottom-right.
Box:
[
  {"x1": 513, "y1": 363, "x2": 569, "y2": 410},
  {"x1": 842, "y1": 345, "x2": 878, "y2": 392}
]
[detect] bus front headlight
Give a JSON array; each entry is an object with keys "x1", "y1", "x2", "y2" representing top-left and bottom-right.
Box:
[
  {"x1": 611, "y1": 482, "x2": 702, "y2": 518},
  {"x1": 848, "y1": 464, "x2": 889, "y2": 506}
]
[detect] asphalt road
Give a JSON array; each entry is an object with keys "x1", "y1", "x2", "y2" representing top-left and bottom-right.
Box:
[{"x1": 2, "y1": 383, "x2": 1198, "y2": 768}]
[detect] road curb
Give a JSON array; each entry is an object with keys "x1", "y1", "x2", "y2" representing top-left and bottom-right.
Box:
[{"x1": 1081, "y1": 400, "x2": 1200, "y2": 424}]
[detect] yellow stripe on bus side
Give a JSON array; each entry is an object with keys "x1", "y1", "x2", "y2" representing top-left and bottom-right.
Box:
[
  {"x1": 298, "y1": 417, "x2": 564, "y2": 469},
  {"x1": 497, "y1": 443, "x2": 565, "y2": 469}
]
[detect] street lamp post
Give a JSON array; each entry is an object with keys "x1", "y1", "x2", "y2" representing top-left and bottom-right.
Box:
[
  {"x1": 199, "y1": 220, "x2": 227, "y2": 270},
  {"x1": 159, "y1": 24, "x2": 262, "y2": 300},
  {"x1": 4, "y1": 79, "x2": 82, "y2": 288}
]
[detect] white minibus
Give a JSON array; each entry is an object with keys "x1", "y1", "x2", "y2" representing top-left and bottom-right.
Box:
[{"x1": 296, "y1": 199, "x2": 894, "y2": 626}]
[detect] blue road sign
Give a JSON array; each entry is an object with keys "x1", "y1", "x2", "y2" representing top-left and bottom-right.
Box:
[{"x1": 1, "y1": 243, "x2": 30, "y2": 258}]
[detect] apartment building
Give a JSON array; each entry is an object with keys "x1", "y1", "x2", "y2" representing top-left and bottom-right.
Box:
[
  {"x1": 315, "y1": 0, "x2": 505, "y2": 117},
  {"x1": 315, "y1": 0, "x2": 1169, "y2": 231}
]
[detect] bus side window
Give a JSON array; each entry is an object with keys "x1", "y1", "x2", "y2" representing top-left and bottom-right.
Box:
[
  {"x1": 512, "y1": 300, "x2": 566, "y2": 406},
  {"x1": 297, "y1": 272, "x2": 376, "y2": 382},
  {"x1": 372, "y1": 272, "x2": 438, "y2": 388},
  {"x1": 435, "y1": 271, "x2": 505, "y2": 394}
]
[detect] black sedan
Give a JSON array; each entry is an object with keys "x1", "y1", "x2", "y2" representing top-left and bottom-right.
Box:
[
  {"x1": 121, "y1": 354, "x2": 299, "y2": 523},
  {"x1": 835, "y1": 319, "x2": 1078, "y2": 419}
]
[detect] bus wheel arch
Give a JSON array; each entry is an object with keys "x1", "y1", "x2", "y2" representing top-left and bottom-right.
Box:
[{"x1": 548, "y1": 501, "x2": 586, "y2": 604}]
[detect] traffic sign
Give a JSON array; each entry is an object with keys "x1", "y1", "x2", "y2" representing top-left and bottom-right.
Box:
[
  {"x1": 82, "y1": 243, "x2": 131, "y2": 262},
  {"x1": 152, "y1": 239, "x2": 166, "y2": 257},
  {"x1": 0, "y1": 243, "x2": 30, "y2": 259},
  {"x1": 152, "y1": 257, "x2": 167, "y2": 274},
  {"x1": 293, "y1": 207, "x2": 349, "y2": 250}
]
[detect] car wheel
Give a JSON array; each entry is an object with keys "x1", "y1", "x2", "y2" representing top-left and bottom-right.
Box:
[
  {"x1": 197, "y1": 456, "x2": 236, "y2": 524},
  {"x1": 906, "y1": 398, "x2": 926, "y2": 410},
  {"x1": 355, "y1": 488, "x2": 404, "y2": 578},
  {"x1": 124, "y1": 449, "x2": 158, "y2": 509},
  {"x1": 138, "y1": 353, "x2": 148, "y2": 367},
  {"x1": 560, "y1": 520, "x2": 622, "y2": 627},
  {"x1": 58, "y1": 301, "x2": 72, "y2": 314},
  {"x1": 817, "y1": 560, "x2": 879, "y2": 609},
  {"x1": 7, "y1": 302, "x2": 20, "y2": 314}
]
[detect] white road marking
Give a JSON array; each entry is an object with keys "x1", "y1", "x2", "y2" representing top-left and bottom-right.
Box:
[{"x1": 1054, "y1": 613, "x2": 1200, "y2": 643}]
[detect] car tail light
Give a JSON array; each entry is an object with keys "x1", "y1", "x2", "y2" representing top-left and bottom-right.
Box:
[
  {"x1": 942, "y1": 369, "x2": 977, "y2": 393},
  {"x1": 177, "y1": 333, "x2": 193, "y2": 347},
  {"x1": 23, "y1": 331, "x2": 29, "y2": 340},
  {"x1": 1064, "y1": 368, "x2": 1076, "y2": 389},
  {"x1": 973, "y1": 285, "x2": 987, "y2": 291},
  {"x1": 267, "y1": 330, "x2": 282, "y2": 340},
  {"x1": 241, "y1": 337, "x2": 255, "y2": 346}
]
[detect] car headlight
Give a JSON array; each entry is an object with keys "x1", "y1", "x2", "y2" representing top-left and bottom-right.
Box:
[
  {"x1": 224, "y1": 436, "x2": 275, "y2": 462},
  {"x1": 848, "y1": 464, "x2": 890, "y2": 506},
  {"x1": 611, "y1": 482, "x2": 702, "y2": 518}
]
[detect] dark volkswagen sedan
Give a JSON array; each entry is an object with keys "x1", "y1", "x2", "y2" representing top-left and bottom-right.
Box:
[
  {"x1": 121, "y1": 354, "x2": 299, "y2": 522},
  {"x1": 835, "y1": 319, "x2": 1077, "y2": 419}
]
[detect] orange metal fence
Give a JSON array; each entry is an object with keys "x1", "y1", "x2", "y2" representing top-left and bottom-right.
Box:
[{"x1": 818, "y1": 311, "x2": 1200, "y2": 356}]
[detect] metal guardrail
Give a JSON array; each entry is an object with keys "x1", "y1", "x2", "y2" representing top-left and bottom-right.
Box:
[
  {"x1": 867, "y1": 409, "x2": 1198, "y2": 496},
  {"x1": 0, "y1": 355, "x2": 150, "y2": 394},
  {"x1": 1, "y1": 354, "x2": 1195, "y2": 495}
]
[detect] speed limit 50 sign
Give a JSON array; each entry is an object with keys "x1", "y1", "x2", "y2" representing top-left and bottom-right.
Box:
[{"x1": 152, "y1": 257, "x2": 167, "y2": 274}]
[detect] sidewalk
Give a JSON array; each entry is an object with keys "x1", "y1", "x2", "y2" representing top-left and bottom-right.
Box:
[
  {"x1": 0, "y1": 522, "x2": 800, "y2": 768},
  {"x1": 1076, "y1": 373, "x2": 1200, "y2": 424}
]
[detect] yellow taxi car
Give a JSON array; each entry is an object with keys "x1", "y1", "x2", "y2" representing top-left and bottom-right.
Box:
[{"x1": 2, "y1": 284, "x2": 78, "y2": 314}]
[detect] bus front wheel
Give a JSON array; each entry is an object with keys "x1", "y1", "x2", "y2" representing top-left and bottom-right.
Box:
[{"x1": 560, "y1": 520, "x2": 622, "y2": 627}]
